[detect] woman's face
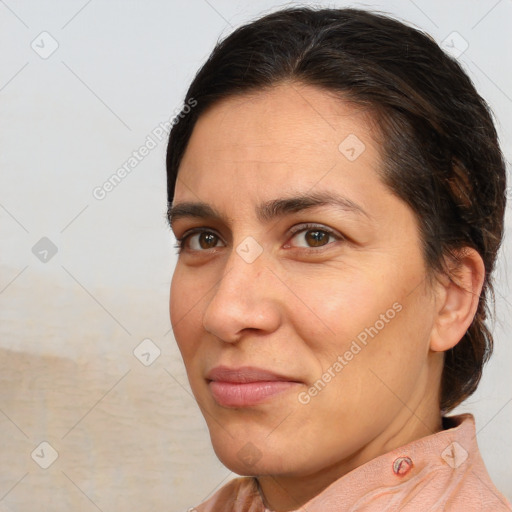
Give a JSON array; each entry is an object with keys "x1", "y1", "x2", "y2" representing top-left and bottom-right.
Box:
[{"x1": 169, "y1": 83, "x2": 443, "y2": 479}]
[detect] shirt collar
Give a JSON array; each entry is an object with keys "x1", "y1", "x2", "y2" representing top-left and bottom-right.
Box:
[{"x1": 255, "y1": 413, "x2": 482, "y2": 511}]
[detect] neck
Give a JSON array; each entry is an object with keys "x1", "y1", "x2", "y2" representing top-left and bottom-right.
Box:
[{"x1": 256, "y1": 370, "x2": 443, "y2": 511}]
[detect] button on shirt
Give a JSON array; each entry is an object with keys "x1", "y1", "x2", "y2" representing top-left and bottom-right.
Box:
[{"x1": 193, "y1": 414, "x2": 511, "y2": 511}]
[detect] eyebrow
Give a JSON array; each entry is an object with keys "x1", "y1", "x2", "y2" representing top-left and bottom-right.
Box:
[{"x1": 167, "y1": 191, "x2": 369, "y2": 229}]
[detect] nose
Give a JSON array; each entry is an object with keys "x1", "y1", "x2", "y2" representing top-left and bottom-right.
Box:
[{"x1": 202, "y1": 249, "x2": 281, "y2": 343}]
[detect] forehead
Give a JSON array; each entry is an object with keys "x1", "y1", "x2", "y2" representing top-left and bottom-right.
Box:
[{"x1": 175, "y1": 83, "x2": 385, "y2": 208}]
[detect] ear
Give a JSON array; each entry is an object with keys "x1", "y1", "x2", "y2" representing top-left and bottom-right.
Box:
[{"x1": 430, "y1": 248, "x2": 485, "y2": 352}]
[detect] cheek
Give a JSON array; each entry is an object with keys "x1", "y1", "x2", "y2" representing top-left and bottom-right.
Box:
[
  {"x1": 170, "y1": 263, "x2": 209, "y2": 321},
  {"x1": 325, "y1": 283, "x2": 433, "y2": 401},
  {"x1": 169, "y1": 266, "x2": 205, "y2": 359},
  {"x1": 286, "y1": 267, "x2": 388, "y2": 349},
  {"x1": 287, "y1": 260, "x2": 432, "y2": 380},
  {"x1": 169, "y1": 269, "x2": 183, "y2": 325}
]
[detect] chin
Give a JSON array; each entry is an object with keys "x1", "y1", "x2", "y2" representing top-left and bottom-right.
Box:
[{"x1": 209, "y1": 430, "x2": 299, "y2": 477}]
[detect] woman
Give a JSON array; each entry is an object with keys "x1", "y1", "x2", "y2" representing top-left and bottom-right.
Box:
[{"x1": 165, "y1": 7, "x2": 511, "y2": 511}]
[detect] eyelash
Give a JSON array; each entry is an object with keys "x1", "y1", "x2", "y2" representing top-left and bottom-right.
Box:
[{"x1": 173, "y1": 223, "x2": 343, "y2": 254}]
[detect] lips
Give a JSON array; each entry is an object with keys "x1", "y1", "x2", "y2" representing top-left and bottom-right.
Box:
[{"x1": 206, "y1": 365, "x2": 302, "y2": 407}]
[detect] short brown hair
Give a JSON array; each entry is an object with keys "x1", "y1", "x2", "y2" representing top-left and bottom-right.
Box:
[{"x1": 165, "y1": 7, "x2": 507, "y2": 411}]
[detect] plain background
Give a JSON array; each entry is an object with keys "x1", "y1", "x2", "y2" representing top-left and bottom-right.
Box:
[{"x1": 0, "y1": 0, "x2": 511, "y2": 510}]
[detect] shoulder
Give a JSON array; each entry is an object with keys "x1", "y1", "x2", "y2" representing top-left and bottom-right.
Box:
[{"x1": 192, "y1": 476, "x2": 263, "y2": 512}]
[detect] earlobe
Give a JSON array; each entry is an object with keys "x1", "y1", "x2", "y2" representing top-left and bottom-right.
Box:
[{"x1": 430, "y1": 248, "x2": 485, "y2": 353}]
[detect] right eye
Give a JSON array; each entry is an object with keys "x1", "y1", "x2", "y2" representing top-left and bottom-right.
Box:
[{"x1": 175, "y1": 230, "x2": 225, "y2": 253}]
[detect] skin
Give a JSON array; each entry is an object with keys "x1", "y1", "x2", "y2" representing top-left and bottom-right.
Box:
[{"x1": 168, "y1": 82, "x2": 484, "y2": 511}]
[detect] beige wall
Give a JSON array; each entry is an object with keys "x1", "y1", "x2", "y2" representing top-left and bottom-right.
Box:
[{"x1": 0, "y1": 347, "x2": 233, "y2": 511}]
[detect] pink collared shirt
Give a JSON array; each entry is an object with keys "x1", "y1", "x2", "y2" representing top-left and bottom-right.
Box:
[{"x1": 193, "y1": 414, "x2": 511, "y2": 511}]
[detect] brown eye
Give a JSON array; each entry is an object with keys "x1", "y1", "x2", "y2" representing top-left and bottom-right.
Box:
[
  {"x1": 198, "y1": 232, "x2": 219, "y2": 249},
  {"x1": 305, "y1": 230, "x2": 330, "y2": 247},
  {"x1": 288, "y1": 226, "x2": 339, "y2": 249},
  {"x1": 181, "y1": 230, "x2": 224, "y2": 252}
]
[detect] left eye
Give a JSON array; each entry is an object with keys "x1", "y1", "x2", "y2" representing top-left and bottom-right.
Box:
[{"x1": 288, "y1": 228, "x2": 338, "y2": 248}]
